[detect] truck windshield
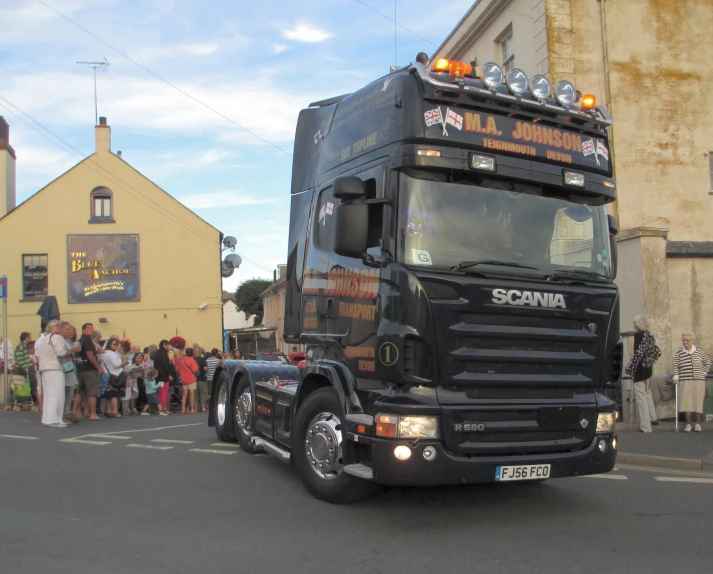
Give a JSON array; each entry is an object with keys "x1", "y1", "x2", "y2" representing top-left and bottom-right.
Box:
[{"x1": 397, "y1": 171, "x2": 612, "y2": 279}]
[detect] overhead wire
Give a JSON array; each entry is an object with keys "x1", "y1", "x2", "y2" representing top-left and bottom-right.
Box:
[
  {"x1": 35, "y1": 0, "x2": 293, "y2": 156},
  {"x1": 354, "y1": 0, "x2": 438, "y2": 47},
  {"x1": 0, "y1": 96, "x2": 279, "y2": 276}
]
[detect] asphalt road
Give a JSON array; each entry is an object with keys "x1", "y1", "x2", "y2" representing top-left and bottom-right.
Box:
[{"x1": 2, "y1": 411, "x2": 713, "y2": 574}]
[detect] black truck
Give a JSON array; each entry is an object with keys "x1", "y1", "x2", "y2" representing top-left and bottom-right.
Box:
[{"x1": 209, "y1": 56, "x2": 622, "y2": 503}]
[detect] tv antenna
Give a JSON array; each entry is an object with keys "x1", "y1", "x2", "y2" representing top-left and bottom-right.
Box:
[{"x1": 77, "y1": 56, "x2": 112, "y2": 125}]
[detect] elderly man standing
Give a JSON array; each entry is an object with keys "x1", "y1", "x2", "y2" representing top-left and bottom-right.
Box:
[{"x1": 36, "y1": 321, "x2": 79, "y2": 427}]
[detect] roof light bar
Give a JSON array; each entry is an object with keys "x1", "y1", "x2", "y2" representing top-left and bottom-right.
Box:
[
  {"x1": 506, "y1": 68, "x2": 529, "y2": 95},
  {"x1": 481, "y1": 62, "x2": 504, "y2": 89}
]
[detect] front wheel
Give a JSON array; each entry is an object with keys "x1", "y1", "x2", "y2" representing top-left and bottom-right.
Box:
[
  {"x1": 213, "y1": 371, "x2": 235, "y2": 442},
  {"x1": 292, "y1": 388, "x2": 373, "y2": 504}
]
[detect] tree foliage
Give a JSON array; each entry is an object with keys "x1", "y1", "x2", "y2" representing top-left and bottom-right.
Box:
[{"x1": 234, "y1": 278, "x2": 273, "y2": 325}]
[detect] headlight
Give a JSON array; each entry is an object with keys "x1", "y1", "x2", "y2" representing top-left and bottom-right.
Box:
[
  {"x1": 506, "y1": 68, "x2": 528, "y2": 95},
  {"x1": 481, "y1": 62, "x2": 504, "y2": 89},
  {"x1": 376, "y1": 414, "x2": 440, "y2": 439},
  {"x1": 596, "y1": 412, "x2": 615, "y2": 433},
  {"x1": 555, "y1": 80, "x2": 577, "y2": 106},
  {"x1": 399, "y1": 416, "x2": 439, "y2": 438},
  {"x1": 530, "y1": 75, "x2": 551, "y2": 100}
]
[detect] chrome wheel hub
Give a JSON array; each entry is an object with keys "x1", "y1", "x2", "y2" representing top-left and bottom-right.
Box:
[
  {"x1": 216, "y1": 380, "x2": 228, "y2": 427},
  {"x1": 235, "y1": 389, "x2": 252, "y2": 430},
  {"x1": 305, "y1": 412, "x2": 343, "y2": 480}
]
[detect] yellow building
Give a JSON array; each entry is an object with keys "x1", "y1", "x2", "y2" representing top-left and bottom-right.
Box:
[
  {"x1": 432, "y1": 0, "x2": 713, "y2": 373},
  {"x1": 0, "y1": 116, "x2": 224, "y2": 379}
]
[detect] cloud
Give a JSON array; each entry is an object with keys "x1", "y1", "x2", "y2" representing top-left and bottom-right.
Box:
[
  {"x1": 131, "y1": 42, "x2": 221, "y2": 64},
  {"x1": 281, "y1": 22, "x2": 332, "y2": 43},
  {"x1": 272, "y1": 43, "x2": 290, "y2": 54},
  {"x1": 176, "y1": 190, "x2": 275, "y2": 209},
  {"x1": 199, "y1": 150, "x2": 235, "y2": 165}
]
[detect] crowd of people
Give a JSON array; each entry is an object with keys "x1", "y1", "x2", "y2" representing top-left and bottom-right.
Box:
[{"x1": 9, "y1": 321, "x2": 230, "y2": 428}]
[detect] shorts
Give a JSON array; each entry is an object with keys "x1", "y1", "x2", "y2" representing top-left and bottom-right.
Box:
[
  {"x1": 183, "y1": 382, "x2": 197, "y2": 391},
  {"x1": 77, "y1": 370, "x2": 100, "y2": 398},
  {"x1": 147, "y1": 394, "x2": 161, "y2": 408},
  {"x1": 197, "y1": 381, "x2": 211, "y2": 401}
]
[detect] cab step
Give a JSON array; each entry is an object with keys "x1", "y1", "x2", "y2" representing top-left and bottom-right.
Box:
[
  {"x1": 344, "y1": 463, "x2": 374, "y2": 480},
  {"x1": 250, "y1": 437, "x2": 291, "y2": 464}
]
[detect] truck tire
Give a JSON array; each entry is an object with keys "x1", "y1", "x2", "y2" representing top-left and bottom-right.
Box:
[
  {"x1": 213, "y1": 371, "x2": 235, "y2": 442},
  {"x1": 233, "y1": 378, "x2": 258, "y2": 455},
  {"x1": 292, "y1": 388, "x2": 373, "y2": 504}
]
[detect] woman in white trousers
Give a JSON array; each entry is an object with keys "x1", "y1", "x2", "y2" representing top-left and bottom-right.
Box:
[{"x1": 36, "y1": 320, "x2": 78, "y2": 428}]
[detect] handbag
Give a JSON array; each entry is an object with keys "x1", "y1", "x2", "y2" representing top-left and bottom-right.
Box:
[
  {"x1": 50, "y1": 335, "x2": 76, "y2": 373},
  {"x1": 109, "y1": 371, "x2": 126, "y2": 390}
]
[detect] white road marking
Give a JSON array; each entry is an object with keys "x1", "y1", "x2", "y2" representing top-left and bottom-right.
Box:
[
  {"x1": 59, "y1": 438, "x2": 111, "y2": 445},
  {"x1": 578, "y1": 474, "x2": 628, "y2": 480},
  {"x1": 0, "y1": 434, "x2": 39, "y2": 440},
  {"x1": 71, "y1": 423, "x2": 202, "y2": 440},
  {"x1": 209, "y1": 443, "x2": 240, "y2": 448},
  {"x1": 150, "y1": 439, "x2": 194, "y2": 444},
  {"x1": 127, "y1": 444, "x2": 173, "y2": 450},
  {"x1": 87, "y1": 434, "x2": 132, "y2": 440},
  {"x1": 618, "y1": 464, "x2": 713, "y2": 479},
  {"x1": 655, "y1": 477, "x2": 713, "y2": 484},
  {"x1": 189, "y1": 448, "x2": 235, "y2": 455}
]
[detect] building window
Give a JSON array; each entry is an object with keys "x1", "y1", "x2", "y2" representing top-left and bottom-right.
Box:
[
  {"x1": 22, "y1": 254, "x2": 48, "y2": 299},
  {"x1": 90, "y1": 186, "x2": 114, "y2": 222},
  {"x1": 499, "y1": 31, "x2": 514, "y2": 72}
]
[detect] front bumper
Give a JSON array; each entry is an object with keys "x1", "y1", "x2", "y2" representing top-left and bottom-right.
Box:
[{"x1": 363, "y1": 434, "x2": 617, "y2": 486}]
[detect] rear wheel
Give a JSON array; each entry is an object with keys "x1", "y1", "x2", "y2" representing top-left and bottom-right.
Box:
[
  {"x1": 213, "y1": 371, "x2": 235, "y2": 442},
  {"x1": 292, "y1": 388, "x2": 373, "y2": 504},
  {"x1": 233, "y1": 378, "x2": 258, "y2": 454}
]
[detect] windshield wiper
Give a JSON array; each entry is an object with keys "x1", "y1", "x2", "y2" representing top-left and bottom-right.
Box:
[
  {"x1": 452, "y1": 259, "x2": 539, "y2": 272},
  {"x1": 546, "y1": 269, "x2": 609, "y2": 281}
]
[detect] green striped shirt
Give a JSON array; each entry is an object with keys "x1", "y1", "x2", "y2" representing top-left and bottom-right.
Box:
[{"x1": 13, "y1": 341, "x2": 31, "y2": 370}]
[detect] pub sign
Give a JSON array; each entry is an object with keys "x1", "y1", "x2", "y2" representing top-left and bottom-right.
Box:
[{"x1": 67, "y1": 234, "x2": 140, "y2": 303}]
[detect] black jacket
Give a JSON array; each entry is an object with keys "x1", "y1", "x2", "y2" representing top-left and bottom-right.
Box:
[
  {"x1": 633, "y1": 330, "x2": 653, "y2": 382},
  {"x1": 154, "y1": 341, "x2": 173, "y2": 383}
]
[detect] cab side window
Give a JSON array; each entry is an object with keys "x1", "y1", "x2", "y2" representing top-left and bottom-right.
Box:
[{"x1": 363, "y1": 178, "x2": 383, "y2": 257}]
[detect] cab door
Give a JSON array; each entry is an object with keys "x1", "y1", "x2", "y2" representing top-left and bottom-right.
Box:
[
  {"x1": 325, "y1": 164, "x2": 387, "y2": 375},
  {"x1": 300, "y1": 184, "x2": 336, "y2": 362}
]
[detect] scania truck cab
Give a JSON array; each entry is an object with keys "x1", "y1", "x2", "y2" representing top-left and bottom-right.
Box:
[{"x1": 210, "y1": 56, "x2": 622, "y2": 503}]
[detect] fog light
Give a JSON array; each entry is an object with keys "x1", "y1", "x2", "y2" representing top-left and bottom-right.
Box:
[
  {"x1": 470, "y1": 153, "x2": 495, "y2": 172},
  {"x1": 612, "y1": 437, "x2": 618, "y2": 450},
  {"x1": 423, "y1": 446, "x2": 437, "y2": 461},
  {"x1": 394, "y1": 445, "x2": 412, "y2": 461},
  {"x1": 598, "y1": 439, "x2": 607, "y2": 453}
]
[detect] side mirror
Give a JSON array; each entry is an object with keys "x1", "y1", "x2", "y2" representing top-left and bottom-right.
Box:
[
  {"x1": 334, "y1": 203, "x2": 368, "y2": 258},
  {"x1": 333, "y1": 177, "x2": 366, "y2": 200},
  {"x1": 607, "y1": 214, "x2": 618, "y2": 236}
]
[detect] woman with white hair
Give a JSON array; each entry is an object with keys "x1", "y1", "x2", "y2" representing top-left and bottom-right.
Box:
[
  {"x1": 627, "y1": 314, "x2": 660, "y2": 432},
  {"x1": 673, "y1": 331, "x2": 712, "y2": 432},
  {"x1": 36, "y1": 320, "x2": 80, "y2": 427}
]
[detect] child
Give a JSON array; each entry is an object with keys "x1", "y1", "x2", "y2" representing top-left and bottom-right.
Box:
[
  {"x1": 141, "y1": 369, "x2": 168, "y2": 416},
  {"x1": 123, "y1": 353, "x2": 144, "y2": 415}
]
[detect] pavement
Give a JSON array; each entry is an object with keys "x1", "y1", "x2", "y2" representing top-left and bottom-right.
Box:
[
  {"x1": 3, "y1": 410, "x2": 713, "y2": 573},
  {"x1": 616, "y1": 421, "x2": 713, "y2": 471}
]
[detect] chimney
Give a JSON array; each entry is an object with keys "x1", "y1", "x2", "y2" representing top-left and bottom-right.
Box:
[
  {"x1": 95, "y1": 116, "x2": 111, "y2": 154},
  {"x1": 0, "y1": 116, "x2": 17, "y2": 218}
]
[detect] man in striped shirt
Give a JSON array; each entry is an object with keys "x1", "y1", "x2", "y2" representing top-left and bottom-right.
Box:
[
  {"x1": 12, "y1": 332, "x2": 32, "y2": 377},
  {"x1": 206, "y1": 348, "x2": 222, "y2": 385}
]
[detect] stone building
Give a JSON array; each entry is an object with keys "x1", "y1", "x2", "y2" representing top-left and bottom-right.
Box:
[{"x1": 432, "y1": 0, "x2": 713, "y2": 372}]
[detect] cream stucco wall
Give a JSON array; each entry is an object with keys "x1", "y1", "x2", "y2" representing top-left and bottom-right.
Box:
[
  {"x1": 433, "y1": 0, "x2": 548, "y2": 77},
  {"x1": 0, "y1": 128, "x2": 223, "y2": 359},
  {"x1": 223, "y1": 300, "x2": 254, "y2": 330}
]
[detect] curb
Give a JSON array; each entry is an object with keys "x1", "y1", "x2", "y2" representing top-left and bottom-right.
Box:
[{"x1": 618, "y1": 451, "x2": 713, "y2": 472}]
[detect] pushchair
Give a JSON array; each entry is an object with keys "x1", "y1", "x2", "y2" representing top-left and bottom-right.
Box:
[{"x1": 4, "y1": 373, "x2": 38, "y2": 412}]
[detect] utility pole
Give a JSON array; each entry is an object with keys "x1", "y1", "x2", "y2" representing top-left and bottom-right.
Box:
[{"x1": 77, "y1": 56, "x2": 112, "y2": 125}]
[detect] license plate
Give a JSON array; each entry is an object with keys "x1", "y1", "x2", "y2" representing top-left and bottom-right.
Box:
[{"x1": 495, "y1": 464, "x2": 551, "y2": 482}]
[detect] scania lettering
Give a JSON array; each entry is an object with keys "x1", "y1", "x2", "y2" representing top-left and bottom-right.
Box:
[
  {"x1": 209, "y1": 55, "x2": 621, "y2": 503},
  {"x1": 491, "y1": 288, "x2": 567, "y2": 308}
]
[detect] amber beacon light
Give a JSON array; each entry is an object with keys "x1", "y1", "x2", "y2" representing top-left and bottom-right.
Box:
[
  {"x1": 432, "y1": 58, "x2": 474, "y2": 79},
  {"x1": 581, "y1": 94, "x2": 596, "y2": 111}
]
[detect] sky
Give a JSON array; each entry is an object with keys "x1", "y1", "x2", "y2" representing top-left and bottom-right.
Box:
[{"x1": 0, "y1": 0, "x2": 473, "y2": 293}]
